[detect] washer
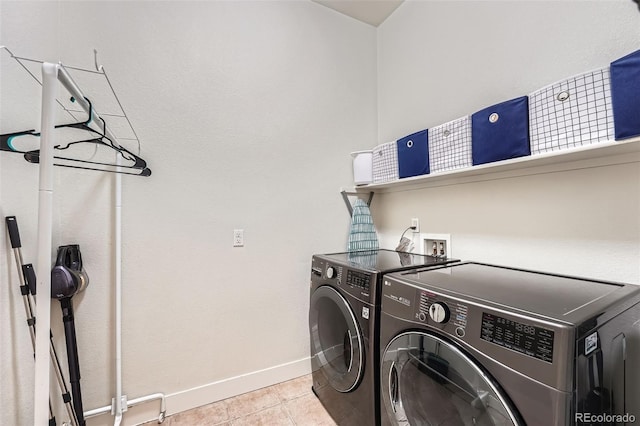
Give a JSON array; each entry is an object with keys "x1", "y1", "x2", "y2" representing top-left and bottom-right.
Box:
[
  {"x1": 309, "y1": 249, "x2": 459, "y2": 426},
  {"x1": 379, "y1": 262, "x2": 640, "y2": 426}
]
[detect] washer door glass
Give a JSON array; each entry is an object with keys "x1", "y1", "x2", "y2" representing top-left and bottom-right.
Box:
[
  {"x1": 381, "y1": 332, "x2": 520, "y2": 426},
  {"x1": 309, "y1": 285, "x2": 364, "y2": 393}
]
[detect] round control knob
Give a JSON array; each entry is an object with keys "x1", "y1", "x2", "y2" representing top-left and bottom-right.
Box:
[
  {"x1": 418, "y1": 312, "x2": 427, "y2": 322},
  {"x1": 326, "y1": 266, "x2": 336, "y2": 279},
  {"x1": 429, "y1": 302, "x2": 450, "y2": 324}
]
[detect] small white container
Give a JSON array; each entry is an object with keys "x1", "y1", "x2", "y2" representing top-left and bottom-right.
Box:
[{"x1": 351, "y1": 150, "x2": 373, "y2": 186}]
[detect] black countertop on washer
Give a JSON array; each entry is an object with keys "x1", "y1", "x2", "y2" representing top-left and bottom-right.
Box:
[{"x1": 321, "y1": 249, "x2": 459, "y2": 273}]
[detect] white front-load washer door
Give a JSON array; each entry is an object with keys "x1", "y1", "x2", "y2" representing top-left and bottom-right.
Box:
[
  {"x1": 381, "y1": 331, "x2": 522, "y2": 426},
  {"x1": 309, "y1": 285, "x2": 364, "y2": 393}
]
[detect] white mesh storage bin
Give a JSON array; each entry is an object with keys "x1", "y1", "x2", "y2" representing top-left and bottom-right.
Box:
[
  {"x1": 529, "y1": 68, "x2": 614, "y2": 155},
  {"x1": 372, "y1": 141, "x2": 398, "y2": 183},
  {"x1": 428, "y1": 116, "x2": 472, "y2": 173}
]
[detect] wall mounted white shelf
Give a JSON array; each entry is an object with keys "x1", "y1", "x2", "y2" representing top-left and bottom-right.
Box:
[{"x1": 354, "y1": 136, "x2": 640, "y2": 193}]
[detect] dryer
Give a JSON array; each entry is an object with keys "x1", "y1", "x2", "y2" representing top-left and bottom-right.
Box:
[
  {"x1": 379, "y1": 262, "x2": 640, "y2": 426},
  {"x1": 309, "y1": 249, "x2": 459, "y2": 426}
]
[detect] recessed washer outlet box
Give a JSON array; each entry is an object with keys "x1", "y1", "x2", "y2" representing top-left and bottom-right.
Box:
[{"x1": 421, "y1": 233, "x2": 451, "y2": 258}]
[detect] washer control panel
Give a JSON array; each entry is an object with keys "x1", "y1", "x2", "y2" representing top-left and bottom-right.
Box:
[
  {"x1": 346, "y1": 269, "x2": 371, "y2": 293},
  {"x1": 311, "y1": 257, "x2": 375, "y2": 304}
]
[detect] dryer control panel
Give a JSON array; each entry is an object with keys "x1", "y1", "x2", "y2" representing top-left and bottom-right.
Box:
[
  {"x1": 417, "y1": 289, "x2": 469, "y2": 338},
  {"x1": 480, "y1": 312, "x2": 554, "y2": 363},
  {"x1": 383, "y1": 278, "x2": 470, "y2": 339}
]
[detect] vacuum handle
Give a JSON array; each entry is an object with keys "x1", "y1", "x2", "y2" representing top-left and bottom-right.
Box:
[
  {"x1": 60, "y1": 297, "x2": 86, "y2": 426},
  {"x1": 5, "y1": 216, "x2": 22, "y2": 249},
  {"x1": 61, "y1": 298, "x2": 81, "y2": 384}
]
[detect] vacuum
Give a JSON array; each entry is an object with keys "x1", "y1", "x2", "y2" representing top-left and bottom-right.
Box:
[{"x1": 51, "y1": 244, "x2": 90, "y2": 426}]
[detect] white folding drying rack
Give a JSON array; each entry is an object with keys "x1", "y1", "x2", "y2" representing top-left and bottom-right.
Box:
[{"x1": 1, "y1": 47, "x2": 165, "y2": 425}]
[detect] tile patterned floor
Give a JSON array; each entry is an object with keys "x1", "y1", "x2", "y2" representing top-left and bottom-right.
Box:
[{"x1": 144, "y1": 374, "x2": 337, "y2": 426}]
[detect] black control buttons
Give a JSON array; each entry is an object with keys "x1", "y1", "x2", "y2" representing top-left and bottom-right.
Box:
[{"x1": 346, "y1": 270, "x2": 370, "y2": 291}]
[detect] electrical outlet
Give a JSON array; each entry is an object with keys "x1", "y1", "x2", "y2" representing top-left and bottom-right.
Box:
[
  {"x1": 411, "y1": 218, "x2": 420, "y2": 232},
  {"x1": 233, "y1": 229, "x2": 244, "y2": 247},
  {"x1": 421, "y1": 233, "x2": 451, "y2": 258}
]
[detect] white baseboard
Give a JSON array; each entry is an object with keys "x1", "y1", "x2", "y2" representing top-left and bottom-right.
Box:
[
  {"x1": 86, "y1": 357, "x2": 311, "y2": 426},
  {"x1": 166, "y1": 356, "x2": 312, "y2": 416}
]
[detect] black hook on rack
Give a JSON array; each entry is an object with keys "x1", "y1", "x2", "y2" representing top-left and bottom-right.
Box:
[
  {"x1": 341, "y1": 189, "x2": 374, "y2": 216},
  {"x1": 0, "y1": 96, "x2": 92, "y2": 152},
  {"x1": 0, "y1": 97, "x2": 151, "y2": 176}
]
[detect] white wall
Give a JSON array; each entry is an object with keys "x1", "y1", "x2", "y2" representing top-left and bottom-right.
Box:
[
  {"x1": 3, "y1": 0, "x2": 639, "y2": 424},
  {"x1": 374, "y1": 0, "x2": 640, "y2": 284},
  {"x1": 0, "y1": 1, "x2": 376, "y2": 424}
]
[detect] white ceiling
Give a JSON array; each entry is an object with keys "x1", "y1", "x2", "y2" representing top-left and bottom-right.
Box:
[{"x1": 312, "y1": 0, "x2": 404, "y2": 27}]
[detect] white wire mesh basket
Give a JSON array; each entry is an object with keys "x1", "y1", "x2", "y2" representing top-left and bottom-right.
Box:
[
  {"x1": 528, "y1": 67, "x2": 614, "y2": 155},
  {"x1": 428, "y1": 116, "x2": 472, "y2": 173},
  {"x1": 372, "y1": 141, "x2": 398, "y2": 183}
]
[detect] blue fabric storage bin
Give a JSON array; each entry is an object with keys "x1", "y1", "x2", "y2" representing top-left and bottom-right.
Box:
[
  {"x1": 610, "y1": 49, "x2": 640, "y2": 140},
  {"x1": 396, "y1": 129, "x2": 429, "y2": 179},
  {"x1": 472, "y1": 96, "x2": 530, "y2": 165}
]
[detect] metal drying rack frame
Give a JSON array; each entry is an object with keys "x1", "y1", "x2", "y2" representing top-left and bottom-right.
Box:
[
  {"x1": 0, "y1": 47, "x2": 151, "y2": 176},
  {"x1": 0, "y1": 47, "x2": 164, "y2": 425},
  {"x1": 340, "y1": 188, "x2": 374, "y2": 216}
]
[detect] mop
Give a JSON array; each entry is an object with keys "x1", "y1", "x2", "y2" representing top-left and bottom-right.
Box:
[{"x1": 5, "y1": 216, "x2": 79, "y2": 426}]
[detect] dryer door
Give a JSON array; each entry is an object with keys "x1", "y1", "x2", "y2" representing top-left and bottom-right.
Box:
[
  {"x1": 309, "y1": 285, "x2": 364, "y2": 393},
  {"x1": 381, "y1": 331, "x2": 522, "y2": 426}
]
